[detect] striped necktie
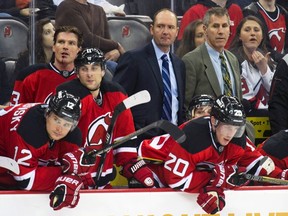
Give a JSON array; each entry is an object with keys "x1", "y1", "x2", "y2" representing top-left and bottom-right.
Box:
[
  {"x1": 161, "y1": 54, "x2": 172, "y2": 121},
  {"x1": 219, "y1": 52, "x2": 233, "y2": 96}
]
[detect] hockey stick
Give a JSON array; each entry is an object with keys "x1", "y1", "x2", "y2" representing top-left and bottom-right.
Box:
[
  {"x1": 195, "y1": 158, "x2": 288, "y2": 186},
  {"x1": 0, "y1": 156, "x2": 19, "y2": 175},
  {"x1": 244, "y1": 173, "x2": 288, "y2": 185},
  {"x1": 91, "y1": 119, "x2": 186, "y2": 157},
  {"x1": 94, "y1": 90, "x2": 151, "y2": 187}
]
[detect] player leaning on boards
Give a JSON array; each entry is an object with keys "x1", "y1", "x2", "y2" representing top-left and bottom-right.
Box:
[
  {"x1": 0, "y1": 91, "x2": 100, "y2": 208},
  {"x1": 138, "y1": 95, "x2": 259, "y2": 214},
  {"x1": 55, "y1": 48, "x2": 155, "y2": 191}
]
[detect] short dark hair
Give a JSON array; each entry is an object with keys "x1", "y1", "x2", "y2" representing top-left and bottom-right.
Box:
[
  {"x1": 53, "y1": 26, "x2": 83, "y2": 47},
  {"x1": 203, "y1": 7, "x2": 230, "y2": 27}
]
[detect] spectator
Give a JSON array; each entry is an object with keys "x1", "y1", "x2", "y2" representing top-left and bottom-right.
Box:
[
  {"x1": 13, "y1": 18, "x2": 55, "y2": 85},
  {"x1": 0, "y1": 0, "x2": 56, "y2": 24},
  {"x1": 233, "y1": 0, "x2": 257, "y2": 9},
  {"x1": 182, "y1": 7, "x2": 242, "y2": 110},
  {"x1": 177, "y1": 0, "x2": 243, "y2": 49},
  {"x1": 277, "y1": 0, "x2": 288, "y2": 11},
  {"x1": 268, "y1": 53, "x2": 288, "y2": 134},
  {"x1": 10, "y1": 25, "x2": 82, "y2": 105},
  {"x1": 243, "y1": 0, "x2": 288, "y2": 62},
  {"x1": 53, "y1": 0, "x2": 126, "y2": 16},
  {"x1": 176, "y1": 19, "x2": 205, "y2": 59},
  {"x1": 0, "y1": 90, "x2": 83, "y2": 191},
  {"x1": 56, "y1": 48, "x2": 154, "y2": 189},
  {"x1": 0, "y1": 59, "x2": 11, "y2": 105},
  {"x1": 138, "y1": 95, "x2": 249, "y2": 214},
  {"x1": 230, "y1": 15, "x2": 275, "y2": 115},
  {"x1": 0, "y1": 0, "x2": 33, "y2": 24},
  {"x1": 55, "y1": 0, "x2": 125, "y2": 64},
  {"x1": 113, "y1": 8, "x2": 186, "y2": 143}
]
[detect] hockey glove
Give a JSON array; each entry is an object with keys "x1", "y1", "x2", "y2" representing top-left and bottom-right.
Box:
[
  {"x1": 280, "y1": 169, "x2": 288, "y2": 180},
  {"x1": 211, "y1": 164, "x2": 248, "y2": 189},
  {"x1": 62, "y1": 146, "x2": 96, "y2": 175},
  {"x1": 197, "y1": 186, "x2": 225, "y2": 214},
  {"x1": 120, "y1": 158, "x2": 155, "y2": 188},
  {"x1": 49, "y1": 174, "x2": 83, "y2": 211}
]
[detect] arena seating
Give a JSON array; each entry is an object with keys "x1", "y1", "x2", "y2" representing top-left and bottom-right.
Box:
[
  {"x1": 0, "y1": 17, "x2": 28, "y2": 59},
  {"x1": 107, "y1": 16, "x2": 152, "y2": 51}
]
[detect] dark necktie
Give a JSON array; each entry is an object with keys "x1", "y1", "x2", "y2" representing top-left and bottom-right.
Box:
[
  {"x1": 220, "y1": 53, "x2": 233, "y2": 96},
  {"x1": 161, "y1": 54, "x2": 172, "y2": 121}
]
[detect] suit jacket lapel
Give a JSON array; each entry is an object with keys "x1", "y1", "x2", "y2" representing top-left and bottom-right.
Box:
[
  {"x1": 201, "y1": 45, "x2": 222, "y2": 96},
  {"x1": 145, "y1": 43, "x2": 164, "y2": 94}
]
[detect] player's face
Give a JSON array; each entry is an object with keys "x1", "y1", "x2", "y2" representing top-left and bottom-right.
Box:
[
  {"x1": 77, "y1": 63, "x2": 105, "y2": 92},
  {"x1": 53, "y1": 32, "x2": 81, "y2": 66},
  {"x1": 150, "y1": 10, "x2": 179, "y2": 53},
  {"x1": 193, "y1": 105, "x2": 212, "y2": 119},
  {"x1": 215, "y1": 122, "x2": 240, "y2": 146},
  {"x1": 205, "y1": 15, "x2": 230, "y2": 52},
  {"x1": 46, "y1": 112, "x2": 73, "y2": 140},
  {"x1": 239, "y1": 20, "x2": 263, "y2": 51},
  {"x1": 42, "y1": 22, "x2": 55, "y2": 49},
  {"x1": 194, "y1": 24, "x2": 205, "y2": 48},
  {"x1": 211, "y1": 116, "x2": 239, "y2": 146}
]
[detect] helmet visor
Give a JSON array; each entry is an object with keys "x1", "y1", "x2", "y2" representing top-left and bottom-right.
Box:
[{"x1": 217, "y1": 122, "x2": 245, "y2": 138}]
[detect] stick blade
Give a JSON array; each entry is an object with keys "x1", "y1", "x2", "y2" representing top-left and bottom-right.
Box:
[
  {"x1": 0, "y1": 156, "x2": 19, "y2": 174},
  {"x1": 157, "y1": 120, "x2": 186, "y2": 143},
  {"x1": 123, "y1": 90, "x2": 151, "y2": 109}
]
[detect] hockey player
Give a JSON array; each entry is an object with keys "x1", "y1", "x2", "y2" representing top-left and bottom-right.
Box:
[
  {"x1": 10, "y1": 25, "x2": 82, "y2": 105},
  {"x1": 55, "y1": 48, "x2": 155, "y2": 190},
  {"x1": 187, "y1": 94, "x2": 214, "y2": 120},
  {"x1": 0, "y1": 90, "x2": 84, "y2": 191},
  {"x1": 257, "y1": 130, "x2": 288, "y2": 181},
  {"x1": 138, "y1": 95, "x2": 261, "y2": 214}
]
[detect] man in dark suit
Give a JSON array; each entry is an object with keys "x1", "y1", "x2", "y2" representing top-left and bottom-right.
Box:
[{"x1": 113, "y1": 8, "x2": 186, "y2": 143}]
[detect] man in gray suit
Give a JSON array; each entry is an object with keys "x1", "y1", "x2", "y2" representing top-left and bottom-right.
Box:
[
  {"x1": 182, "y1": 7, "x2": 242, "y2": 110},
  {"x1": 182, "y1": 7, "x2": 255, "y2": 142}
]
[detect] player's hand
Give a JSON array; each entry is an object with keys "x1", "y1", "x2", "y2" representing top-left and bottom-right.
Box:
[
  {"x1": 280, "y1": 169, "x2": 288, "y2": 180},
  {"x1": 120, "y1": 158, "x2": 155, "y2": 188},
  {"x1": 197, "y1": 186, "x2": 225, "y2": 214},
  {"x1": 62, "y1": 146, "x2": 96, "y2": 175},
  {"x1": 104, "y1": 49, "x2": 121, "y2": 61},
  {"x1": 49, "y1": 174, "x2": 83, "y2": 211},
  {"x1": 211, "y1": 164, "x2": 248, "y2": 189}
]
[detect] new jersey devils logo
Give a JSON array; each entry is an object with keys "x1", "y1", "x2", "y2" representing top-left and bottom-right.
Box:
[{"x1": 86, "y1": 113, "x2": 112, "y2": 147}]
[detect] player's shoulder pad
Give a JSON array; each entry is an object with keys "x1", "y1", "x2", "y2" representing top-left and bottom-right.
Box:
[
  {"x1": 56, "y1": 79, "x2": 90, "y2": 99},
  {"x1": 16, "y1": 63, "x2": 48, "y2": 81},
  {"x1": 262, "y1": 130, "x2": 288, "y2": 159},
  {"x1": 101, "y1": 79, "x2": 127, "y2": 95},
  {"x1": 17, "y1": 104, "x2": 50, "y2": 149},
  {"x1": 179, "y1": 117, "x2": 212, "y2": 154}
]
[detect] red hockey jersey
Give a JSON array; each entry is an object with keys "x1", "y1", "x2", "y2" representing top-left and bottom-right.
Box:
[
  {"x1": 56, "y1": 79, "x2": 138, "y2": 188},
  {"x1": 138, "y1": 117, "x2": 247, "y2": 192},
  {"x1": 10, "y1": 63, "x2": 77, "y2": 105},
  {"x1": 0, "y1": 103, "x2": 82, "y2": 191}
]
